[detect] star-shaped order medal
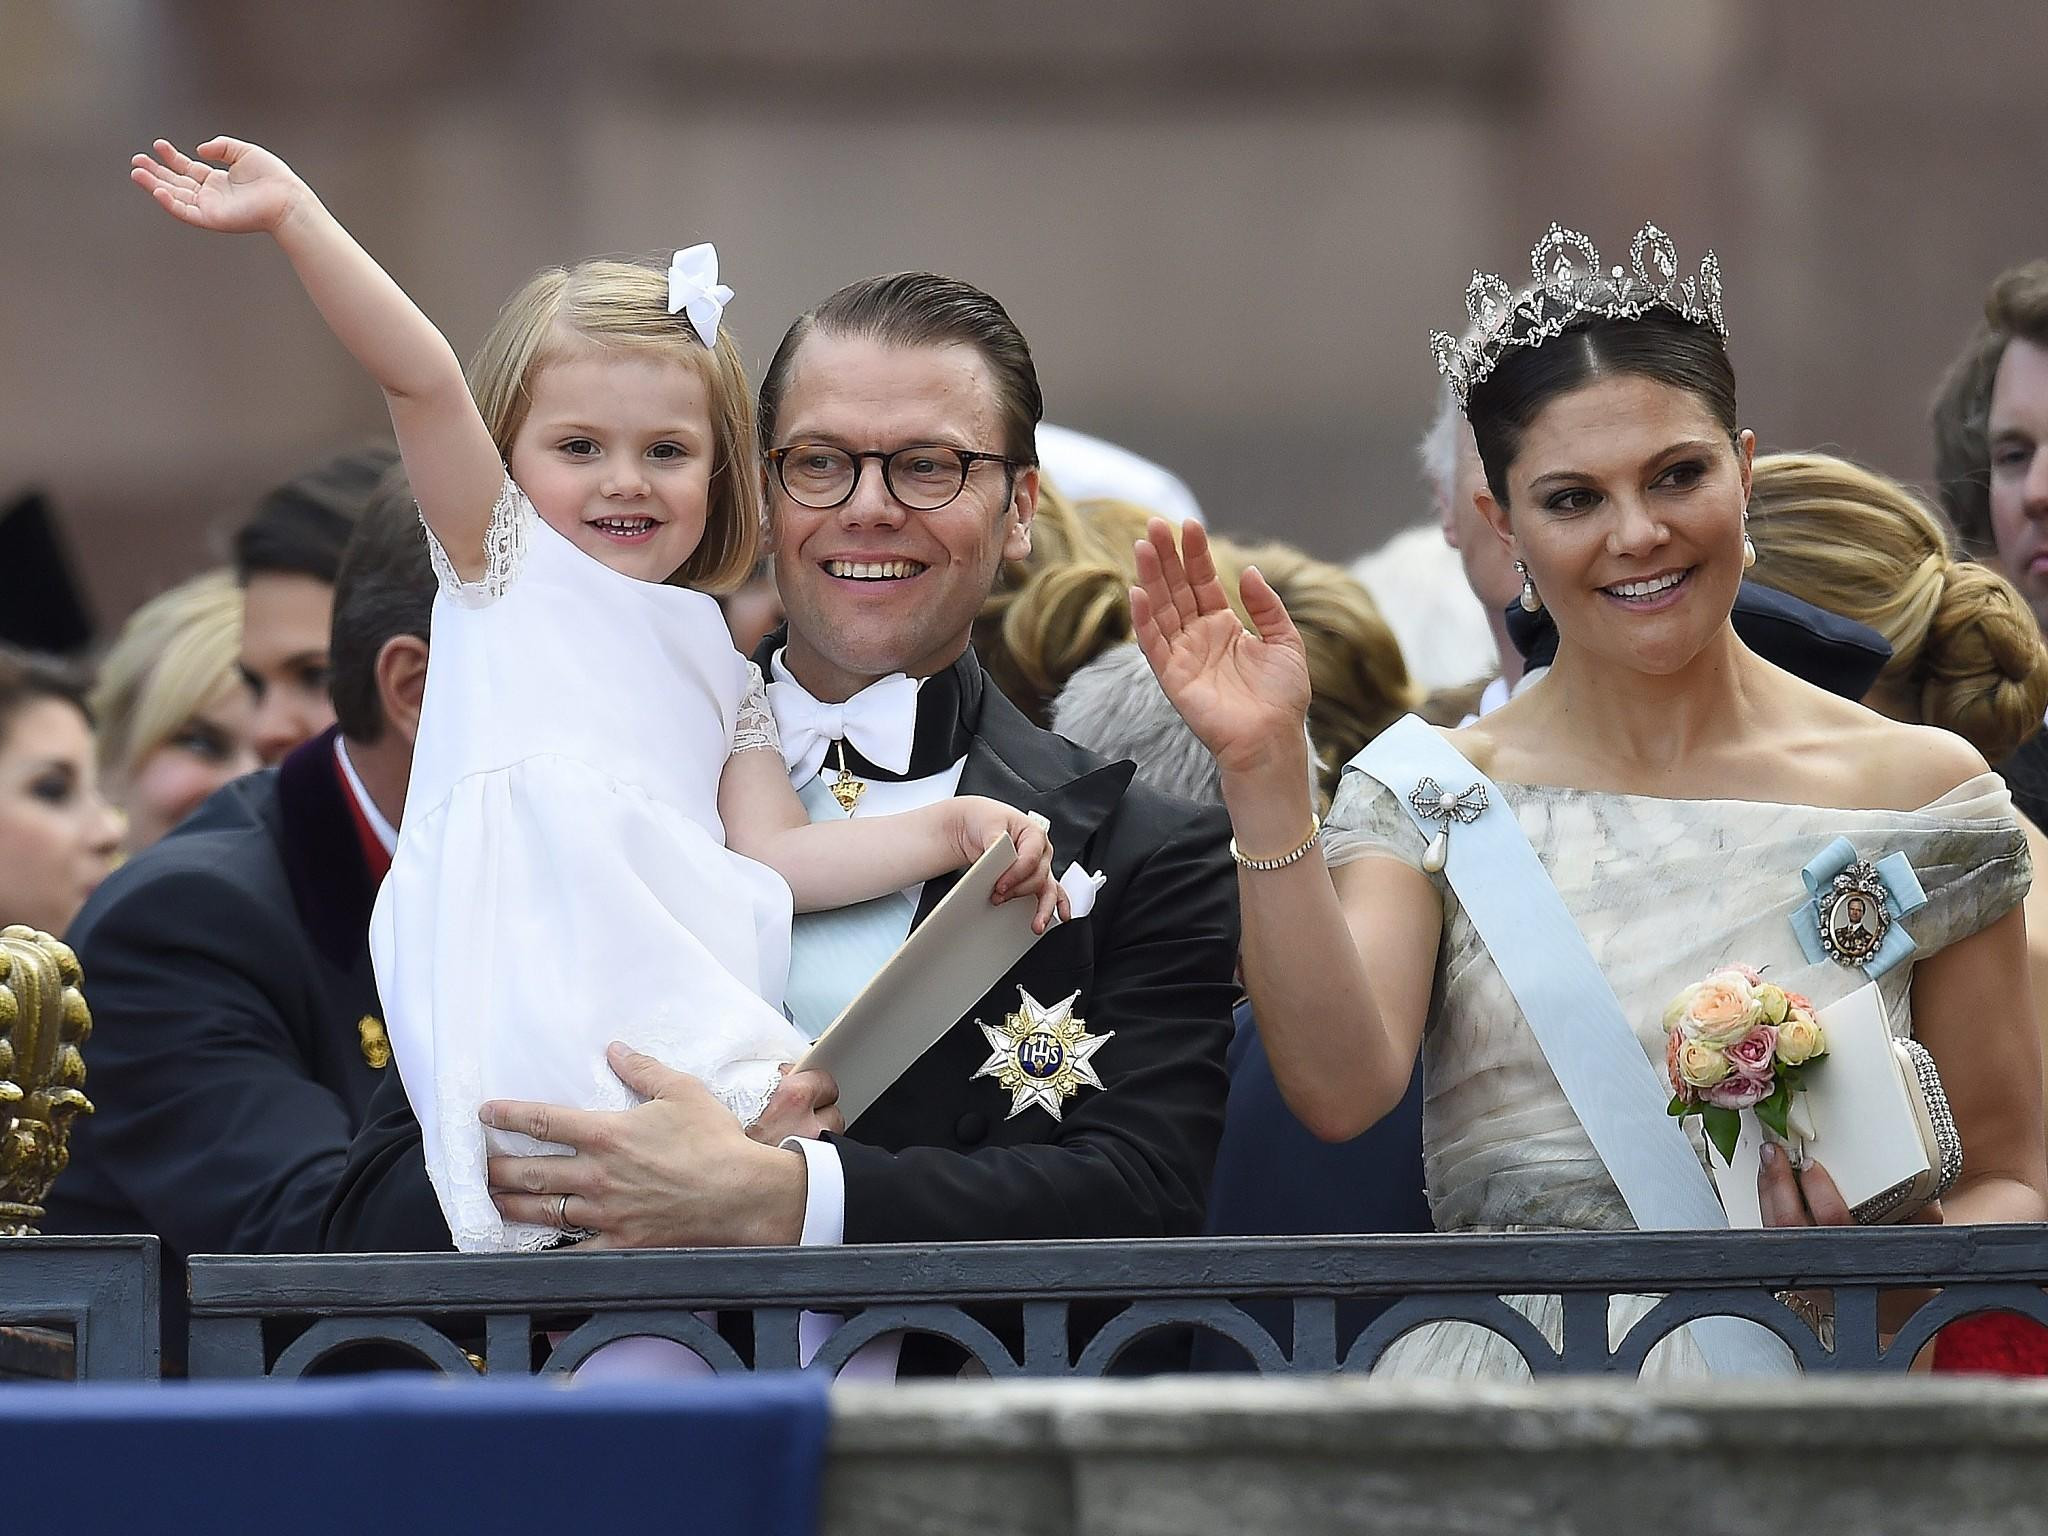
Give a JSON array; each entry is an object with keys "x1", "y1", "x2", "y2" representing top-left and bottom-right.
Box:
[{"x1": 972, "y1": 987, "x2": 1113, "y2": 1121}]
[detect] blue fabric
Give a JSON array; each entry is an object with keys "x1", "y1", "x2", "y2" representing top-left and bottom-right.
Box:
[
  {"x1": 1194, "y1": 1000, "x2": 1432, "y2": 1370},
  {"x1": 1791, "y1": 836, "x2": 1928, "y2": 980},
  {"x1": 0, "y1": 1373, "x2": 828, "y2": 1536}
]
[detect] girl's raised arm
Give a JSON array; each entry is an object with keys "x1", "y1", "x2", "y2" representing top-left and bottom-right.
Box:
[{"x1": 132, "y1": 136, "x2": 502, "y2": 577}]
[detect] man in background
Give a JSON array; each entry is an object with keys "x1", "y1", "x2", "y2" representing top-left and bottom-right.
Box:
[
  {"x1": 233, "y1": 444, "x2": 396, "y2": 762},
  {"x1": 1933, "y1": 259, "x2": 2048, "y2": 819},
  {"x1": 44, "y1": 477, "x2": 433, "y2": 1363}
]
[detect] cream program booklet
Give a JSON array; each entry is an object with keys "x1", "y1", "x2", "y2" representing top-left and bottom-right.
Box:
[
  {"x1": 796, "y1": 834, "x2": 1049, "y2": 1123},
  {"x1": 1709, "y1": 981, "x2": 1933, "y2": 1226}
]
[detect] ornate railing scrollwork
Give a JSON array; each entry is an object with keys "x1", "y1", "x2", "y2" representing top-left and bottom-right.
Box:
[{"x1": 183, "y1": 1227, "x2": 2048, "y2": 1381}]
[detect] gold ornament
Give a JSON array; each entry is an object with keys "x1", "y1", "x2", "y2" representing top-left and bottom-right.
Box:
[
  {"x1": 972, "y1": 988, "x2": 1113, "y2": 1121},
  {"x1": 828, "y1": 740, "x2": 867, "y2": 814},
  {"x1": 0, "y1": 925, "x2": 94, "y2": 1236},
  {"x1": 357, "y1": 1015, "x2": 392, "y2": 1069}
]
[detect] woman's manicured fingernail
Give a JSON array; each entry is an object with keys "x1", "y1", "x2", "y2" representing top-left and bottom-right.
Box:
[{"x1": 1760, "y1": 1141, "x2": 1780, "y2": 1167}]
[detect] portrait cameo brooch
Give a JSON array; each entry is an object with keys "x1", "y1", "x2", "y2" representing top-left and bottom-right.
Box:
[{"x1": 1815, "y1": 859, "x2": 1893, "y2": 969}]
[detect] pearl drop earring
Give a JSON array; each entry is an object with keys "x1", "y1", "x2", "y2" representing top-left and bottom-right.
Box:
[{"x1": 1514, "y1": 560, "x2": 1542, "y2": 613}]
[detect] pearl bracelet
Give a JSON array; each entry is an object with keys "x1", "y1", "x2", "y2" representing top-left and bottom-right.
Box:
[{"x1": 1229, "y1": 813, "x2": 1323, "y2": 872}]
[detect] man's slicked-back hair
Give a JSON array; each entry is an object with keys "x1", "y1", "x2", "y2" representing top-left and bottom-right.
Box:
[
  {"x1": 327, "y1": 465, "x2": 438, "y2": 744},
  {"x1": 757, "y1": 272, "x2": 1043, "y2": 463},
  {"x1": 234, "y1": 443, "x2": 400, "y2": 587}
]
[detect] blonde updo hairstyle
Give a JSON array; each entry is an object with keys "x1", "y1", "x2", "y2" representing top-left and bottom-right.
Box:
[
  {"x1": 1746, "y1": 451, "x2": 2048, "y2": 760},
  {"x1": 466, "y1": 258, "x2": 761, "y2": 593},
  {"x1": 90, "y1": 569, "x2": 244, "y2": 794},
  {"x1": 982, "y1": 494, "x2": 1418, "y2": 803},
  {"x1": 977, "y1": 490, "x2": 1152, "y2": 720}
]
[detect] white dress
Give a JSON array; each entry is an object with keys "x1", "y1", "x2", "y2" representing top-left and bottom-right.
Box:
[
  {"x1": 370, "y1": 476, "x2": 810, "y2": 1252},
  {"x1": 1322, "y1": 763, "x2": 2031, "y2": 1377}
]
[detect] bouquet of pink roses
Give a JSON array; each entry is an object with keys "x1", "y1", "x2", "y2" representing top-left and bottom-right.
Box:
[{"x1": 1663, "y1": 965, "x2": 1828, "y2": 1165}]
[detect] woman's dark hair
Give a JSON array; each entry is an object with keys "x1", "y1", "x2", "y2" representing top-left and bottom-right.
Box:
[
  {"x1": 0, "y1": 645, "x2": 92, "y2": 752},
  {"x1": 1464, "y1": 308, "x2": 1738, "y2": 505},
  {"x1": 757, "y1": 272, "x2": 1042, "y2": 464}
]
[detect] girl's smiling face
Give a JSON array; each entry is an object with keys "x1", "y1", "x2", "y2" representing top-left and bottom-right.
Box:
[{"x1": 507, "y1": 349, "x2": 716, "y2": 584}]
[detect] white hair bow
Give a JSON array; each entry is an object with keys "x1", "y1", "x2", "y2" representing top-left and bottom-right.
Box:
[{"x1": 667, "y1": 243, "x2": 734, "y2": 348}]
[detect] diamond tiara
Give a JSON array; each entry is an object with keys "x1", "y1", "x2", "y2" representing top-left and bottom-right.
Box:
[{"x1": 1430, "y1": 222, "x2": 1726, "y2": 408}]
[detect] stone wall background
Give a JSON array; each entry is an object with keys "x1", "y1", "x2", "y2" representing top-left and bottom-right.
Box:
[{"x1": 3, "y1": 0, "x2": 2044, "y2": 625}]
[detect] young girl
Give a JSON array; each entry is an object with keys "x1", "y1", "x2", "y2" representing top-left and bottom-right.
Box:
[{"x1": 132, "y1": 136, "x2": 1066, "y2": 1252}]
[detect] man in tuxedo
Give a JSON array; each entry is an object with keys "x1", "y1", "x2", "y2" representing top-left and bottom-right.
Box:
[
  {"x1": 324, "y1": 276, "x2": 1241, "y2": 1363},
  {"x1": 43, "y1": 479, "x2": 433, "y2": 1356}
]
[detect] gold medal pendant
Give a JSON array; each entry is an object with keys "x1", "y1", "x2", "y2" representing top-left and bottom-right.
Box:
[{"x1": 828, "y1": 740, "x2": 867, "y2": 814}]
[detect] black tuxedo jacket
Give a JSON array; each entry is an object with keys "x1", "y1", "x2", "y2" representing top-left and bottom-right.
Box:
[
  {"x1": 322, "y1": 649, "x2": 1239, "y2": 1280},
  {"x1": 43, "y1": 729, "x2": 392, "y2": 1355}
]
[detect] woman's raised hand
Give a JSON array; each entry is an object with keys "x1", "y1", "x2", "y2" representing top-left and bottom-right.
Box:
[
  {"x1": 130, "y1": 137, "x2": 310, "y2": 236},
  {"x1": 1130, "y1": 516, "x2": 1311, "y2": 780}
]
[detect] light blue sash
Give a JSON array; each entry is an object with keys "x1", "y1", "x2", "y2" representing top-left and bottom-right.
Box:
[{"x1": 1359, "y1": 714, "x2": 1797, "y2": 1377}]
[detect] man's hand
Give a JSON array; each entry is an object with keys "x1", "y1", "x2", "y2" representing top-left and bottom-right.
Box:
[
  {"x1": 748, "y1": 1063, "x2": 845, "y2": 1146},
  {"x1": 482, "y1": 1043, "x2": 809, "y2": 1249}
]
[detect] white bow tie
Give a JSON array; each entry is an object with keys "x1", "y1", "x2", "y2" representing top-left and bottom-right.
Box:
[{"x1": 768, "y1": 668, "x2": 921, "y2": 787}]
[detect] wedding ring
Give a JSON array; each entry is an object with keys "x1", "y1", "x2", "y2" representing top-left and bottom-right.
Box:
[{"x1": 553, "y1": 1192, "x2": 572, "y2": 1230}]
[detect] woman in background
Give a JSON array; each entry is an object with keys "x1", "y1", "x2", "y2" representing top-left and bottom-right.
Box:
[
  {"x1": 0, "y1": 647, "x2": 122, "y2": 936},
  {"x1": 1747, "y1": 450, "x2": 2048, "y2": 1377},
  {"x1": 91, "y1": 569, "x2": 261, "y2": 854},
  {"x1": 992, "y1": 491, "x2": 1416, "y2": 806}
]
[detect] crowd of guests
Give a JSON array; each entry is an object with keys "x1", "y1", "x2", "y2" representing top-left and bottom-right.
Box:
[{"x1": 3, "y1": 205, "x2": 2046, "y2": 1377}]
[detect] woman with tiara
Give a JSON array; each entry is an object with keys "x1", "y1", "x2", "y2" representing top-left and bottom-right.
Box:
[{"x1": 1132, "y1": 223, "x2": 2048, "y2": 1377}]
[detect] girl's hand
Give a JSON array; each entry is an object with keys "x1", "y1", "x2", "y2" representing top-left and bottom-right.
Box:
[
  {"x1": 1130, "y1": 516, "x2": 1312, "y2": 780},
  {"x1": 130, "y1": 136, "x2": 312, "y2": 236},
  {"x1": 950, "y1": 798, "x2": 1070, "y2": 934}
]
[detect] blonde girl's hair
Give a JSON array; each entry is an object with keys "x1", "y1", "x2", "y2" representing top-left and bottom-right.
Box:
[
  {"x1": 1747, "y1": 451, "x2": 2048, "y2": 760},
  {"x1": 90, "y1": 568, "x2": 245, "y2": 789},
  {"x1": 466, "y1": 258, "x2": 761, "y2": 594}
]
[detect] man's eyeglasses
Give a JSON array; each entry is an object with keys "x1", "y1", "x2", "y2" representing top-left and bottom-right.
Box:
[{"x1": 764, "y1": 443, "x2": 1025, "y2": 512}]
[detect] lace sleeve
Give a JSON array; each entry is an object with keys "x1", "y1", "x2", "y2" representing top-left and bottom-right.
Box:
[
  {"x1": 1321, "y1": 764, "x2": 1429, "y2": 873},
  {"x1": 732, "y1": 662, "x2": 782, "y2": 756},
  {"x1": 423, "y1": 473, "x2": 531, "y2": 608}
]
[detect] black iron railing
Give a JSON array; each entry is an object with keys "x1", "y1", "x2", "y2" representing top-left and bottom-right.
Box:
[
  {"x1": 0, "y1": 1235, "x2": 160, "y2": 1379},
  {"x1": 178, "y1": 1226, "x2": 2048, "y2": 1379}
]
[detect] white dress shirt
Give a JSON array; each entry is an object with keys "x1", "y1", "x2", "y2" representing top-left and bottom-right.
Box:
[
  {"x1": 334, "y1": 735, "x2": 398, "y2": 855},
  {"x1": 771, "y1": 655, "x2": 966, "y2": 1377}
]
